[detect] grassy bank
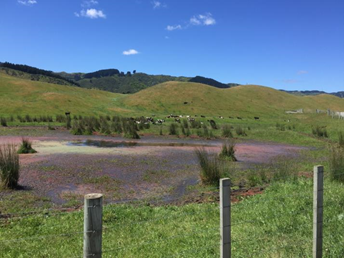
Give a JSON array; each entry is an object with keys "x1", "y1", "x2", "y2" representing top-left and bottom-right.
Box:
[{"x1": 1, "y1": 179, "x2": 343, "y2": 257}]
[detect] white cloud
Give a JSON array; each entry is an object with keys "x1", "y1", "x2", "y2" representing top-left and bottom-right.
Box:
[
  {"x1": 190, "y1": 17, "x2": 201, "y2": 25},
  {"x1": 82, "y1": 0, "x2": 98, "y2": 7},
  {"x1": 152, "y1": 1, "x2": 166, "y2": 9},
  {"x1": 76, "y1": 8, "x2": 106, "y2": 19},
  {"x1": 167, "y1": 13, "x2": 216, "y2": 32},
  {"x1": 18, "y1": 0, "x2": 37, "y2": 6},
  {"x1": 152, "y1": 1, "x2": 161, "y2": 9},
  {"x1": 197, "y1": 13, "x2": 216, "y2": 26},
  {"x1": 166, "y1": 25, "x2": 182, "y2": 31},
  {"x1": 297, "y1": 70, "x2": 308, "y2": 75},
  {"x1": 123, "y1": 49, "x2": 139, "y2": 55}
]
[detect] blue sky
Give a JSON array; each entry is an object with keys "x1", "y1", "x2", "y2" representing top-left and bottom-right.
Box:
[{"x1": 1, "y1": 0, "x2": 343, "y2": 92}]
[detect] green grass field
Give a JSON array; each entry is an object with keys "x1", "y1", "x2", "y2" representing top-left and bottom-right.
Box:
[
  {"x1": 0, "y1": 179, "x2": 343, "y2": 257},
  {"x1": 1, "y1": 72, "x2": 344, "y2": 257}
]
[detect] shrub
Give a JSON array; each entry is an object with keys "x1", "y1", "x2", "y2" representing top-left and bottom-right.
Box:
[
  {"x1": 312, "y1": 126, "x2": 328, "y2": 138},
  {"x1": 0, "y1": 144, "x2": 20, "y2": 189},
  {"x1": 71, "y1": 121, "x2": 84, "y2": 135},
  {"x1": 219, "y1": 140, "x2": 237, "y2": 161},
  {"x1": 186, "y1": 128, "x2": 191, "y2": 137},
  {"x1": 181, "y1": 125, "x2": 186, "y2": 135},
  {"x1": 329, "y1": 145, "x2": 344, "y2": 183},
  {"x1": 66, "y1": 116, "x2": 72, "y2": 129},
  {"x1": 123, "y1": 121, "x2": 140, "y2": 139},
  {"x1": 202, "y1": 125, "x2": 209, "y2": 138},
  {"x1": 338, "y1": 132, "x2": 344, "y2": 147},
  {"x1": 0, "y1": 117, "x2": 7, "y2": 127},
  {"x1": 209, "y1": 120, "x2": 217, "y2": 130},
  {"x1": 25, "y1": 114, "x2": 32, "y2": 123},
  {"x1": 17, "y1": 138, "x2": 37, "y2": 154},
  {"x1": 195, "y1": 148, "x2": 224, "y2": 186},
  {"x1": 276, "y1": 123, "x2": 285, "y2": 131},
  {"x1": 169, "y1": 123, "x2": 179, "y2": 135},
  {"x1": 190, "y1": 120, "x2": 202, "y2": 129},
  {"x1": 235, "y1": 126, "x2": 247, "y2": 136},
  {"x1": 222, "y1": 125, "x2": 233, "y2": 138}
]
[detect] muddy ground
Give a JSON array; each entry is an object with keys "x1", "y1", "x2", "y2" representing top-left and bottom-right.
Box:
[{"x1": 0, "y1": 129, "x2": 307, "y2": 208}]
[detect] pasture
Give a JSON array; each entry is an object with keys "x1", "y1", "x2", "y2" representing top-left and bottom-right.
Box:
[{"x1": 1, "y1": 71, "x2": 344, "y2": 257}]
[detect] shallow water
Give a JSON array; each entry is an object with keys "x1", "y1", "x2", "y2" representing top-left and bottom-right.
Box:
[{"x1": 67, "y1": 139, "x2": 210, "y2": 148}]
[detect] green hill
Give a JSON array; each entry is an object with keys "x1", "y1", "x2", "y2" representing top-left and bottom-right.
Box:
[
  {"x1": 122, "y1": 81, "x2": 344, "y2": 117},
  {"x1": 0, "y1": 69, "x2": 130, "y2": 116},
  {"x1": 1, "y1": 71, "x2": 344, "y2": 118}
]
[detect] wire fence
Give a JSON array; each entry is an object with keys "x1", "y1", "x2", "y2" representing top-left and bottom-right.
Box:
[{"x1": 0, "y1": 166, "x2": 343, "y2": 257}]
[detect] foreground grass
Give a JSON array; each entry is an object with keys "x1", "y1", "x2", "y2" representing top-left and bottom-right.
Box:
[{"x1": 1, "y1": 179, "x2": 343, "y2": 257}]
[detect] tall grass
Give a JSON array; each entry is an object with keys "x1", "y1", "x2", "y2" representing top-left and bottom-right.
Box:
[
  {"x1": 17, "y1": 138, "x2": 37, "y2": 154},
  {"x1": 0, "y1": 117, "x2": 7, "y2": 127},
  {"x1": 195, "y1": 148, "x2": 223, "y2": 185},
  {"x1": 222, "y1": 124, "x2": 233, "y2": 138},
  {"x1": 235, "y1": 126, "x2": 247, "y2": 136},
  {"x1": 0, "y1": 144, "x2": 20, "y2": 189},
  {"x1": 338, "y1": 131, "x2": 344, "y2": 147},
  {"x1": 169, "y1": 123, "x2": 179, "y2": 135},
  {"x1": 312, "y1": 126, "x2": 328, "y2": 138},
  {"x1": 219, "y1": 140, "x2": 237, "y2": 161},
  {"x1": 329, "y1": 145, "x2": 344, "y2": 183}
]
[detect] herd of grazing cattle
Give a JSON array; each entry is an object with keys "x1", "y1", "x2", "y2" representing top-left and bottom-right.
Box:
[{"x1": 133, "y1": 114, "x2": 260, "y2": 126}]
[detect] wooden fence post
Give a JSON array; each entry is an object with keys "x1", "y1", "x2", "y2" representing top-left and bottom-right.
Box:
[
  {"x1": 84, "y1": 193, "x2": 103, "y2": 258},
  {"x1": 313, "y1": 166, "x2": 323, "y2": 258},
  {"x1": 220, "y1": 178, "x2": 231, "y2": 258}
]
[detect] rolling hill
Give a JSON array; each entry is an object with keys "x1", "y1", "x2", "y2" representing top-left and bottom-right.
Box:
[
  {"x1": 122, "y1": 81, "x2": 344, "y2": 117},
  {"x1": 0, "y1": 69, "x2": 130, "y2": 116},
  {"x1": 1, "y1": 70, "x2": 344, "y2": 118}
]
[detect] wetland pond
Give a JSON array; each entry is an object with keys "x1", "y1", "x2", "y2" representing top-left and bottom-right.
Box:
[{"x1": 0, "y1": 135, "x2": 308, "y2": 206}]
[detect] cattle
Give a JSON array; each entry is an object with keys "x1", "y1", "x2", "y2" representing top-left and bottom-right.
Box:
[
  {"x1": 184, "y1": 102, "x2": 188, "y2": 104},
  {"x1": 219, "y1": 116, "x2": 224, "y2": 119},
  {"x1": 175, "y1": 118, "x2": 181, "y2": 123},
  {"x1": 201, "y1": 115, "x2": 205, "y2": 118},
  {"x1": 229, "y1": 116, "x2": 233, "y2": 119},
  {"x1": 254, "y1": 117, "x2": 259, "y2": 120},
  {"x1": 65, "y1": 112, "x2": 71, "y2": 116},
  {"x1": 237, "y1": 117, "x2": 242, "y2": 120}
]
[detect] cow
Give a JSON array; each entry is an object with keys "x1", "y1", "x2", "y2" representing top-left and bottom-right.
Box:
[
  {"x1": 254, "y1": 117, "x2": 259, "y2": 120},
  {"x1": 237, "y1": 117, "x2": 242, "y2": 120},
  {"x1": 201, "y1": 115, "x2": 205, "y2": 118}
]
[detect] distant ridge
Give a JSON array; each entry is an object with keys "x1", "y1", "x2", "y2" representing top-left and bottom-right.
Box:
[
  {"x1": 0, "y1": 62, "x2": 80, "y2": 87},
  {"x1": 188, "y1": 76, "x2": 231, "y2": 89},
  {"x1": 1, "y1": 62, "x2": 341, "y2": 97},
  {"x1": 281, "y1": 90, "x2": 344, "y2": 98}
]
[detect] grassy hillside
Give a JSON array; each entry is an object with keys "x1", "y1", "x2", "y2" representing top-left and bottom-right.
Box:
[
  {"x1": 2, "y1": 72, "x2": 344, "y2": 120},
  {"x1": 0, "y1": 70, "x2": 130, "y2": 116},
  {"x1": 122, "y1": 81, "x2": 344, "y2": 117}
]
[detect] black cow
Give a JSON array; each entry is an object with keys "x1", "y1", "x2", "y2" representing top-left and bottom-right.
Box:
[
  {"x1": 254, "y1": 117, "x2": 259, "y2": 120},
  {"x1": 237, "y1": 117, "x2": 242, "y2": 120}
]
